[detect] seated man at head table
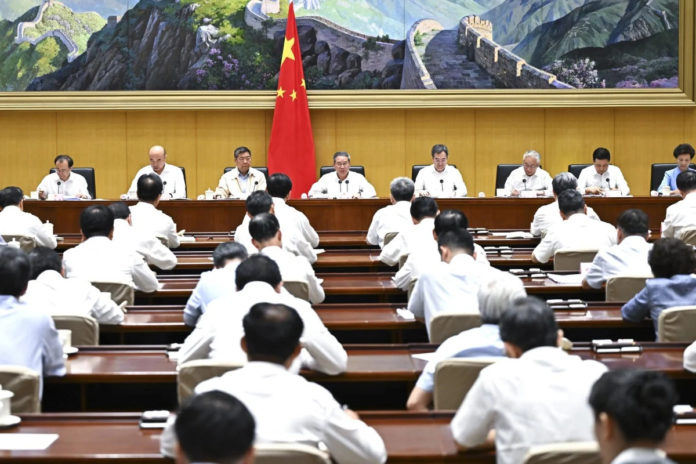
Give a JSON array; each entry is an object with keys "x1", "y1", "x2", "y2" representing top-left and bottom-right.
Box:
[
  {"x1": 37, "y1": 154, "x2": 91, "y2": 199},
  {"x1": 414, "y1": 144, "x2": 467, "y2": 198},
  {"x1": 126, "y1": 145, "x2": 186, "y2": 199},
  {"x1": 177, "y1": 254, "x2": 347, "y2": 375},
  {"x1": 0, "y1": 186, "x2": 57, "y2": 249},
  {"x1": 582, "y1": 209, "x2": 652, "y2": 290},
  {"x1": 214, "y1": 146, "x2": 267, "y2": 199},
  {"x1": 62, "y1": 205, "x2": 159, "y2": 294},
  {"x1": 532, "y1": 189, "x2": 617, "y2": 264},
  {"x1": 590, "y1": 369, "x2": 678, "y2": 464},
  {"x1": 169, "y1": 390, "x2": 255, "y2": 464},
  {"x1": 109, "y1": 201, "x2": 177, "y2": 271},
  {"x1": 129, "y1": 174, "x2": 181, "y2": 249},
  {"x1": 163, "y1": 302, "x2": 386, "y2": 464},
  {"x1": 661, "y1": 170, "x2": 696, "y2": 239},
  {"x1": 0, "y1": 247, "x2": 65, "y2": 393},
  {"x1": 450, "y1": 297, "x2": 607, "y2": 464},
  {"x1": 308, "y1": 151, "x2": 376, "y2": 198},
  {"x1": 367, "y1": 177, "x2": 415, "y2": 248},
  {"x1": 531, "y1": 172, "x2": 601, "y2": 237},
  {"x1": 686, "y1": 341, "x2": 696, "y2": 373},
  {"x1": 250, "y1": 213, "x2": 324, "y2": 305},
  {"x1": 184, "y1": 241, "x2": 248, "y2": 327},
  {"x1": 392, "y1": 208, "x2": 489, "y2": 291},
  {"x1": 22, "y1": 247, "x2": 124, "y2": 325},
  {"x1": 621, "y1": 238, "x2": 696, "y2": 339},
  {"x1": 502, "y1": 150, "x2": 552, "y2": 197},
  {"x1": 235, "y1": 191, "x2": 317, "y2": 263},
  {"x1": 267, "y1": 173, "x2": 319, "y2": 248},
  {"x1": 406, "y1": 272, "x2": 526, "y2": 411},
  {"x1": 658, "y1": 143, "x2": 696, "y2": 196},
  {"x1": 576, "y1": 147, "x2": 630, "y2": 196}
]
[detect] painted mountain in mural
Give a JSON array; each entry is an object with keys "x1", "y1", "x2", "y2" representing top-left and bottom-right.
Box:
[{"x1": 0, "y1": 0, "x2": 127, "y2": 21}]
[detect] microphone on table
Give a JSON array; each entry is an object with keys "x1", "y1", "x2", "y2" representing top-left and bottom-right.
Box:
[
  {"x1": 453, "y1": 185, "x2": 457, "y2": 195},
  {"x1": 253, "y1": 180, "x2": 259, "y2": 191},
  {"x1": 606, "y1": 177, "x2": 611, "y2": 188},
  {"x1": 338, "y1": 179, "x2": 343, "y2": 192},
  {"x1": 56, "y1": 180, "x2": 61, "y2": 193},
  {"x1": 440, "y1": 179, "x2": 444, "y2": 192},
  {"x1": 345, "y1": 179, "x2": 350, "y2": 192},
  {"x1": 522, "y1": 178, "x2": 527, "y2": 190}
]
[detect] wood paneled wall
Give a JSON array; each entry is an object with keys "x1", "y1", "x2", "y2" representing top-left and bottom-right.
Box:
[{"x1": 1, "y1": 107, "x2": 694, "y2": 199}]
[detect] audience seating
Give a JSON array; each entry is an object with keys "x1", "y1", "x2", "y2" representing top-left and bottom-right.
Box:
[
  {"x1": 179, "y1": 167, "x2": 187, "y2": 197},
  {"x1": 679, "y1": 226, "x2": 696, "y2": 245},
  {"x1": 223, "y1": 166, "x2": 269, "y2": 183},
  {"x1": 255, "y1": 443, "x2": 332, "y2": 464},
  {"x1": 495, "y1": 164, "x2": 521, "y2": 190},
  {"x1": 428, "y1": 312, "x2": 482, "y2": 344},
  {"x1": 50, "y1": 167, "x2": 96, "y2": 198},
  {"x1": 411, "y1": 164, "x2": 457, "y2": 181},
  {"x1": 650, "y1": 163, "x2": 696, "y2": 192},
  {"x1": 0, "y1": 365, "x2": 40, "y2": 413},
  {"x1": 319, "y1": 166, "x2": 365, "y2": 177},
  {"x1": 553, "y1": 249, "x2": 598, "y2": 271},
  {"x1": 433, "y1": 357, "x2": 498, "y2": 410},
  {"x1": 177, "y1": 359, "x2": 241, "y2": 403},
  {"x1": 523, "y1": 442, "x2": 601, "y2": 464},
  {"x1": 567, "y1": 164, "x2": 591, "y2": 179},
  {"x1": 283, "y1": 281, "x2": 310, "y2": 301},
  {"x1": 52, "y1": 315, "x2": 99, "y2": 346},
  {"x1": 605, "y1": 275, "x2": 650, "y2": 302},
  {"x1": 658, "y1": 306, "x2": 696, "y2": 341},
  {"x1": 0, "y1": 235, "x2": 37, "y2": 252},
  {"x1": 92, "y1": 282, "x2": 134, "y2": 306}
]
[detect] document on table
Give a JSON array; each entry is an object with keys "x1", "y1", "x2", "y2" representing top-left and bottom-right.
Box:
[
  {"x1": 0, "y1": 433, "x2": 58, "y2": 450},
  {"x1": 546, "y1": 273, "x2": 584, "y2": 285}
]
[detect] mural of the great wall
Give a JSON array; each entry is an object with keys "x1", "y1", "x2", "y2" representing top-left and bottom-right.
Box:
[{"x1": 0, "y1": 0, "x2": 679, "y2": 91}]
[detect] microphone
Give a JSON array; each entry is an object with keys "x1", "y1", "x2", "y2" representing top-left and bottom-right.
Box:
[
  {"x1": 453, "y1": 185, "x2": 457, "y2": 195},
  {"x1": 338, "y1": 179, "x2": 343, "y2": 192},
  {"x1": 253, "y1": 180, "x2": 259, "y2": 191},
  {"x1": 440, "y1": 179, "x2": 444, "y2": 191},
  {"x1": 606, "y1": 177, "x2": 611, "y2": 187},
  {"x1": 56, "y1": 180, "x2": 61, "y2": 193},
  {"x1": 345, "y1": 179, "x2": 350, "y2": 191},
  {"x1": 522, "y1": 178, "x2": 527, "y2": 190}
]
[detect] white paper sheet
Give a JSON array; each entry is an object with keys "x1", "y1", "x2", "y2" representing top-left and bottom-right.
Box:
[
  {"x1": 546, "y1": 273, "x2": 584, "y2": 285},
  {"x1": 0, "y1": 433, "x2": 58, "y2": 450},
  {"x1": 411, "y1": 352, "x2": 437, "y2": 362}
]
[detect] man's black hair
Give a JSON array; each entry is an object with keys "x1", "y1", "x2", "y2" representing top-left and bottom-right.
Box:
[
  {"x1": 80, "y1": 205, "x2": 114, "y2": 239},
  {"x1": 267, "y1": 173, "x2": 293, "y2": 198},
  {"x1": 212, "y1": 242, "x2": 248, "y2": 268},
  {"x1": 648, "y1": 238, "x2": 696, "y2": 278},
  {"x1": 499, "y1": 297, "x2": 558, "y2": 352},
  {"x1": 0, "y1": 247, "x2": 31, "y2": 297},
  {"x1": 249, "y1": 213, "x2": 280, "y2": 243},
  {"x1": 410, "y1": 196, "x2": 438, "y2": 221},
  {"x1": 235, "y1": 254, "x2": 282, "y2": 290},
  {"x1": 28, "y1": 247, "x2": 62, "y2": 280},
  {"x1": 243, "y1": 302, "x2": 304, "y2": 363},
  {"x1": 136, "y1": 173, "x2": 163, "y2": 202},
  {"x1": 557, "y1": 189, "x2": 585, "y2": 216},
  {"x1": 245, "y1": 191, "x2": 273, "y2": 216}
]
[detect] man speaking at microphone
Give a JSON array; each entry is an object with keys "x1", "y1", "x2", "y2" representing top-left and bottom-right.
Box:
[
  {"x1": 37, "y1": 155, "x2": 91, "y2": 199},
  {"x1": 414, "y1": 144, "x2": 467, "y2": 198},
  {"x1": 215, "y1": 146, "x2": 267, "y2": 199},
  {"x1": 309, "y1": 152, "x2": 376, "y2": 198}
]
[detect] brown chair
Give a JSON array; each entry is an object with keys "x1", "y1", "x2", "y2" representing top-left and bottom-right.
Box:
[
  {"x1": 605, "y1": 275, "x2": 650, "y2": 302},
  {"x1": 283, "y1": 281, "x2": 310, "y2": 301},
  {"x1": 679, "y1": 226, "x2": 696, "y2": 245},
  {"x1": 177, "y1": 359, "x2": 242, "y2": 403},
  {"x1": 553, "y1": 249, "x2": 598, "y2": 271},
  {"x1": 523, "y1": 442, "x2": 601, "y2": 464},
  {"x1": 1, "y1": 235, "x2": 37, "y2": 252},
  {"x1": 254, "y1": 443, "x2": 332, "y2": 464},
  {"x1": 52, "y1": 315, "x2": 99, "y2": 346},
  {"x1": 433, "y1": 357, "x2": 498, "y2": 410},
  {"x1": 383, "y1": 231, "x2": 399, "y2": 247},
  {"x1": 0, "y1": 366, "x2": 40, "y2": 413},
  {"x1": 428, "y1": 312, "x2": 482, "y2": 344},
  {"x1": 92, "y1": 282, "x2": 134, "y2": 306},
  {"x1": 658, "y1": 306, "x2": 696, "y2": 342}
]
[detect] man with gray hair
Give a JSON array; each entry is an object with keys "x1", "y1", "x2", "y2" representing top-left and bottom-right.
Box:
[
  {"x1": 308, "y1": 151, "x2": 376, "y2": 198},
  {"x1": 406, "y1": 271, "x2": 526, "y2": 411},
  {"x1": 367, "y1": 177, "x2": 414, "y2": 247},
  {"x1": 214, "y1": 146, "x2": 267, "y2": 199},
  {"x1": 503, "y1": 150, "x2": 552, "y2": 197}
]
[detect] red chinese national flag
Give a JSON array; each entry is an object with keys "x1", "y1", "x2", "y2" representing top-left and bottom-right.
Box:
[{"x1": 267, "y1": 2, "x2": 316, "y2": 198}]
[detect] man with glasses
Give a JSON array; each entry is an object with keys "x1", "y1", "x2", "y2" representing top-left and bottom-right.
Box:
[
  {"x1": 215, "y1": 146, "x2": 267, "y2": 199},
  {"x1": 414, "y1": 144, "x2": 467, "y2": 198},
  {"x1": 308, "y1": 151, "x2": 376, "y2": 198},
  {"x1": 503, "y1": 150, "x2": 552, "y2": 197},
  {"x1": 37, "y1": 154, "x2": 90, "y2": 199}
]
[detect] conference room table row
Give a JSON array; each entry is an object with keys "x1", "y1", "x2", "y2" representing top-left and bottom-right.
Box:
[
  {"x1": 3, "y1": 411, "x2": 696, "y2": 463},
  {"x1": 27, "y1": 197, "x2": 677, "y2": 234}
]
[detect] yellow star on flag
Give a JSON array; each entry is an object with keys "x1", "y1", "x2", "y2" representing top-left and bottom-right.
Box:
[
  {"x1": 290, "y1": 90, "x2": 297, "y2": 101},
  {"x1": 281, "y1": 37, "x2": 295, "y2": 66},
  {"x1": 277, "y1": 87, "x2": 285, "y2": 98},
  {"x1": 300, "y1": 78, "x2": 306, "y2": 88}
]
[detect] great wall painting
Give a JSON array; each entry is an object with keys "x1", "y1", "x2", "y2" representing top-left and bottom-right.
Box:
[{"x1": 0, "y1": 0, "x2": 680, "y2": 91}]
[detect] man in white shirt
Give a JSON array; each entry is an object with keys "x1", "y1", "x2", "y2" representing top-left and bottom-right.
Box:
[
  {"x1": 414, "y1": 144, "x2": 467, "y2": 198},
  {"x1": 109, "y1": 202, "x2": 177, "y2": 271},
  {"x1": 450, "y1": 297, "x2": 607, "y2": 464},
  {"x1": 406, "y1": 271, "x2": 526, "y2": 411},
  {"x1": 250, "y1": 213, "x2": 324, "y2": 304},
  {"x1": 0, "y1": 186, "x2": 57, "y2": 249},
  {"x1": 63, "y1": 205, "x2": 159, "y2": 293},
  {"x1": 235, "y1": 191, "x2": 317, "y2": 263},
  {"x1": 577, "y1": 147, "x2": 630, "y2": 196},
  {"x1": 380, "y1": 197, "x2": 439, "y2": 267},
  {"x1": 409, "y1": 228, "x2": 492, "y2": 338},
  {"x1": 582, "y1": 209, "x2": 652, "y2": 289},
  {"x1": 184, "y1": 242, "x2": 248, "y2": 327},
  {"x1": 129, "y1": 174, "x2": 180, "y2": 249},
  {"x1": 37, "y1": 154, "x2": 91, "y2": 199},
  {"x1": 267, "y1": 173, "x2": 319, "y2": 248},
  {"x1": 589, "y1": 370, "x2": 678, "y2": 464},
  {"x1": 163, "y1": 302, "x2": 385, "y2": 464},
  {"x1": 532, "y1": 189, "x2": 617, "y2": 264},
  {"x1": 127, "y1": 145, "x2": 186, "y2": 199},
  {"x1": 23, "y1": 247, "x2": 124, "y2": 325},
  {"x1": 661, "y1": 170, "x2": 696, "y2": 239},
  {"x1": 214, "y1": 146, "x2": 267, "y2": 199},
  {"x1": 367, "y1": 177, "x2": 414, "y2": 248},
  {"x1": 0, "y1": 247, "x2": 65, "y2": 394},
  {"x1": 503, "y1": 150, "x2": 553, "y2": 197},
  {"x1": 531, "y1": 172, "x2": 601, "y2": 237},
  {"x1": 308, "y1": 152, "x2": 376, "y2": 198},
  {"x1": 177, "y1": 254, "x2": 346, "y2": 375}
]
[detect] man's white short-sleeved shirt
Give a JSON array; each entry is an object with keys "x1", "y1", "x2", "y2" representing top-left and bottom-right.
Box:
[
  {"x1": 414, "y1": 165, "x2": 467, "y2": 198},
  {"x1": 127, "y1": 164, "x2": 186, "y2": 199},
  {"x1": 532, "y1": 213, "x2": 617, "y2": 264},
  {"x1": 576, "y1": 165, "x2": 630, "y2": 196},
  {"x1": 584, "y1": 236, "x2": 652, "y2": 289}
]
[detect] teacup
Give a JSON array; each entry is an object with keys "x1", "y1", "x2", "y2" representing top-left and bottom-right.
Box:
[
  {"x1": 57, "y1": 329, "x2": 72, "y2": 350},
  {"x1": 0, "y1": 388, "x2": 14, "y2": 420}
]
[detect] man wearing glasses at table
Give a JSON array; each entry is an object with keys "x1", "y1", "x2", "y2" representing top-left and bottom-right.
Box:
[{"x1": 215, "y1": 146, "x2": 267, "y2": 199}]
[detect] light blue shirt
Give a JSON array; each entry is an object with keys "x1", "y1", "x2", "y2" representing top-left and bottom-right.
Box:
[
  {"x1": 0, "y1": 295, "x2": 65, "y2": 394},
  {"x1": 415, "y1": 324, "x2": 504, "y2": 392},
  {"x1": 658, "y1": 166, "x2": 696, "y2": 191},
  {"x1": 621, "y1": 273, "x2": 696, "y2": 338},
  {"x1": 183, "y1": 264, "x2": 239, "y2": 327}
]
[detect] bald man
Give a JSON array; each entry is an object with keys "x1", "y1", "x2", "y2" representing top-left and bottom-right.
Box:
[{"x1": 126, "y1": 145, "x2": 186, "y2": 199}]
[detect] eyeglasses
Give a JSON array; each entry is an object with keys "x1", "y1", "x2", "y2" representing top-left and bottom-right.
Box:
[{"x1": 237, "y1": 156, "x2": 252, "y2": 162}]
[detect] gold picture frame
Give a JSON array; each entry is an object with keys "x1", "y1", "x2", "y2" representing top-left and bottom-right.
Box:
[{"x1": 0, "y1": 0, "x2": 693, "y2": 110}]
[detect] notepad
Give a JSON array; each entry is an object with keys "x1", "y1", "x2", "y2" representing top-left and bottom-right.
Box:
[{"x1": 0, "y1": 433, "x2": 58, "y2": 450}]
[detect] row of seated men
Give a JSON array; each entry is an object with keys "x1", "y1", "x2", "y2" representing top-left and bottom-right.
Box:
[
  {"x1": 0, "y1": 242, "x2": 691, "y2": 464},
  {"x1": 31, "y1": 142, "x2": 696, "y2": 201}
]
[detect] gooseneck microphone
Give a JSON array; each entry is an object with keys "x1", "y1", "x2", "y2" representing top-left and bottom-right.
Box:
[
  {"x1": 253, "y1": 180, "x2": 259, "y2": 191},
  {"x1": 345, "y1": 179, "x2": 350, "y2": 192},
  {"x1": 440, "y1": 179, "x2": 444, "y2": 192},
  {"x1": 522, "y1": 178, "x2": 527, "y2": 190},
  {"x1": 338, "y1": 179, "x2": 343, "y2": 192}
]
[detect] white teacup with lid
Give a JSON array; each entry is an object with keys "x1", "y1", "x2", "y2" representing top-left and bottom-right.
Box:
[{"x1": 0, "y1": 384, "x2": 20, "y2": 427}]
